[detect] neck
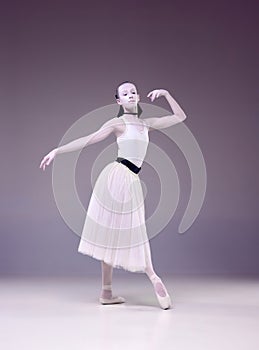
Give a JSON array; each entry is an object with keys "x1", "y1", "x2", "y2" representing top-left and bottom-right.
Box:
[
  {"x1": 123, "y1": 104, "x2": 138, "y2": 115},
  {"x1": 123, "y1": 112, "x2": 138, "y2": 115}
]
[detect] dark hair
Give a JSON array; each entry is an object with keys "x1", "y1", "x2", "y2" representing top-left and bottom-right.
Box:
[{"x1": 115, "y1": 80, "x2": 143, "y2": 118}]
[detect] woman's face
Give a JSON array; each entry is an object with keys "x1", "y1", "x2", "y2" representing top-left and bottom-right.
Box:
[{"x1": 116, "y1": 83, "x2": 140, "y2": 110}]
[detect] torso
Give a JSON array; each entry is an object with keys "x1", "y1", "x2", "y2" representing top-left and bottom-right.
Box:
[
  {"x1": 115, "y1": 115, "x2": 149, "y2": 168},
  {"x1": 114, "y1": 116, "x2": 147, "y2": 137}
]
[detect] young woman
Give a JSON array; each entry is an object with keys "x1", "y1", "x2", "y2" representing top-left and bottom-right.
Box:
[{"x1": 40, "y1": 81, "x2": 187, "y2": 309}]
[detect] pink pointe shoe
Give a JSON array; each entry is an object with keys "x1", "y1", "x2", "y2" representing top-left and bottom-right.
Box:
[{"x1": 150, "y1": 274, "x2": 172, "y2": 310}]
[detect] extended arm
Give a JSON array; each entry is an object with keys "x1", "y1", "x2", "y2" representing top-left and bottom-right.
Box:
[
  {"x1": 146, "y1": 89, "x2": 187, "y2": 130},
  {"x1": 56, "y1": 118, "x2": 116, "y2": 155},
  {"x1": 39, "y1": 118, "x2": 117, "y2": 170}
]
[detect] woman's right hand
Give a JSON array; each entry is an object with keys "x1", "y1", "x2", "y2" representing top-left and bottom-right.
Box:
[{"x1": 39, "y1": 148, "x2": 58, "y2": 171}]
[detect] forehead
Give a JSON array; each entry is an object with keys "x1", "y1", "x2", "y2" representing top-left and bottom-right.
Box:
[{"x1": 118, "y1": 83, "x2": 137, "y2": 93}]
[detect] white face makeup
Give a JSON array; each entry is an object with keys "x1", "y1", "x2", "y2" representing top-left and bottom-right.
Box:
[{"x1": 116, "y1": 83, "x2": 140, "y2": 111}]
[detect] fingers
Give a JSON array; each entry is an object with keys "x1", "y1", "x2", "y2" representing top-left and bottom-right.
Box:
[
  {"x1": 40, "y1": 157, "x2": 46, "y2": 169},
  {"x1": 147, "y1": 89, "x2": 160, "y2": 101},
  {"x1": 39, "y1": 159, "x2": 44, "y2": 169},
  {"x1": 40, "y1": 149, "x2": 56, "y2": 170},
  {"x1": 150, "y1": 91, "x2": 158, "y2": 102},
  {"x1": 40, "y1": 161, "x2": 45, "y2": 170},
  {"x1": 147, "y1": 91, "x2": 154, "y2": 101},
  {"x1": 39, "y1": 156, "x2": 49, "y2": 170}
]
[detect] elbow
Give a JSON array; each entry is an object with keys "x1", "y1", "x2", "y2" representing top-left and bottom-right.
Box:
[
  {"x1": 174, "y1": 114, "x2": 186, "y2": 123},
  {"x1": 179, "y1": 114, "x2": 187, "y2": 122}
]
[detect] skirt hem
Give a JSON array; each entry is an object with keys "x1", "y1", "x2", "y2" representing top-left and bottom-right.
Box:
[{"x1": 78, "y1": 249, "x2": 147, "y2": 273}]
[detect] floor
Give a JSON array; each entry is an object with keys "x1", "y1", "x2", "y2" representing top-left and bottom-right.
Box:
[{"x1": 1, "y1": 274, "x2": 259, "y2": 350}]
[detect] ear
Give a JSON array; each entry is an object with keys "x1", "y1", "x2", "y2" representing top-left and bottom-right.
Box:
[
  {"x1": 116, "y1": 98, "x2": 122, "y2": 105},
  {"x1": 137, "y1": 94, "x2": 140, "y2": 103}
]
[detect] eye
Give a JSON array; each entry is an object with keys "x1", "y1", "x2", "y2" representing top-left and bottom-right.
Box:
[{"x1": 123, "y1": 93, "x2": 127, "y2": 96}]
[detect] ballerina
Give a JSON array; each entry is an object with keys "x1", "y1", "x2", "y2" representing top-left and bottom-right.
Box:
[{"x1": 39, "y1": 80, "x2": 187, "y2": 309}]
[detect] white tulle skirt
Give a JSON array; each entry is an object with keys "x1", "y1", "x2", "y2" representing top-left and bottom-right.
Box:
[{"x1": 78, "y1": 160, "x2": 152, "y2": 273}]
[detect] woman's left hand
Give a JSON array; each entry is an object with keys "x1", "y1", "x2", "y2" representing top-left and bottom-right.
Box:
[{"x1": 147, "y1": 89, "x2": 169, "y2": 102}]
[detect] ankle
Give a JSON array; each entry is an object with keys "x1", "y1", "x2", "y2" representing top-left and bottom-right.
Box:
[
  {"x1": 101, "y1": 289, "x2": 112, "y2": 299},
  {"x1": 101, "y1": 284, "x2": 113, "y2": 299},
  {"x1": 149, "y1": 273, "x2": 161, "y2": 284}
]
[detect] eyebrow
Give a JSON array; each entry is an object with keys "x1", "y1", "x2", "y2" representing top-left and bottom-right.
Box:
[{"x1": 121, "y1": 88, "x2": 136, "y2": 93}]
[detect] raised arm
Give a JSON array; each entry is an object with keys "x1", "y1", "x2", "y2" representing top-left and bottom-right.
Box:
[
  {"x1": 39, "y1": 117, "x2": 119, "y2": 170},
  {"x1": 145, "y1": 89, "x2": 187, "y2": 130}
]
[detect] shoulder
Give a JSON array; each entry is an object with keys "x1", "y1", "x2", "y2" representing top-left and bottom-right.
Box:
[
  {"x1": 142, "y1": 117, "x2": 156, "y2": 131},
  {"x1": 99, "y1": 117, "x2": 124, "y2": 133},
  {"x1": 100, "y1": 117, "x2": 119, "y2": 127}
]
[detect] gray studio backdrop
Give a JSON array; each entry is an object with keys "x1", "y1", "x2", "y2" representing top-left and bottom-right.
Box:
[{"x1": 1, "y1": 0, "x2": 258, "y2": 276}]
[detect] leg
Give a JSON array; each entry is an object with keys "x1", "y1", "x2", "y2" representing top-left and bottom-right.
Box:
[
  {"x1": 144, "y1": 252, "x2": 172, "y2": 309},
  {"x1": 99, "y1": 261, "x2": 125, "y2": 305},
  {"x1": 145, "y1": 265, "x2": 166, "y2": 297},
  {"x1": 100, "y1": 261, "x2": 113, "y2": 299}
]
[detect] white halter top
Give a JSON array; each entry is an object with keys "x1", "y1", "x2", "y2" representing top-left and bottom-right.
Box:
[{"x1": 116, "y1": 116, "x2": 149, "y2": 168}]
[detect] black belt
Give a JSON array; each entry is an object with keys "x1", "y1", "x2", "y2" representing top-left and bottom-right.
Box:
[{"x1": 116, "y1": 157, "x2": 141, "y2": 174}]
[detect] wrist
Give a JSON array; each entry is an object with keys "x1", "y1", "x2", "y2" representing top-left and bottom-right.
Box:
[{"x1": 164, "y1": 90, "x2": 170, "y2": 98}]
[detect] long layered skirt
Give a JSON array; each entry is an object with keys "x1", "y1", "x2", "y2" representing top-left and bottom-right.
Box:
[{"x1": 78, "y1": 160, "x2": 152, "y2": 273}]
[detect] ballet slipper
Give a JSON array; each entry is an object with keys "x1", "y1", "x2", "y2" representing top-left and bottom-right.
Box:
[
  {"x1": 99, "y1": 296, "x2": 126, "y2": 305},
  {"x1": 99, "y1": 284, "x2": 125, "y2": 304},
  {"x1": 150, "y1": 274, "x2": 172, "y2": 310}
]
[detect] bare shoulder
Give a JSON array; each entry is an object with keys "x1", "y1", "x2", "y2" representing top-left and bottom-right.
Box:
[
  {"x1": 99, "y1": 117, "x2": 125, "y2": 134},
  {"x1": 142, "y1": 117, "x2": 157, "y2": 131}
]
